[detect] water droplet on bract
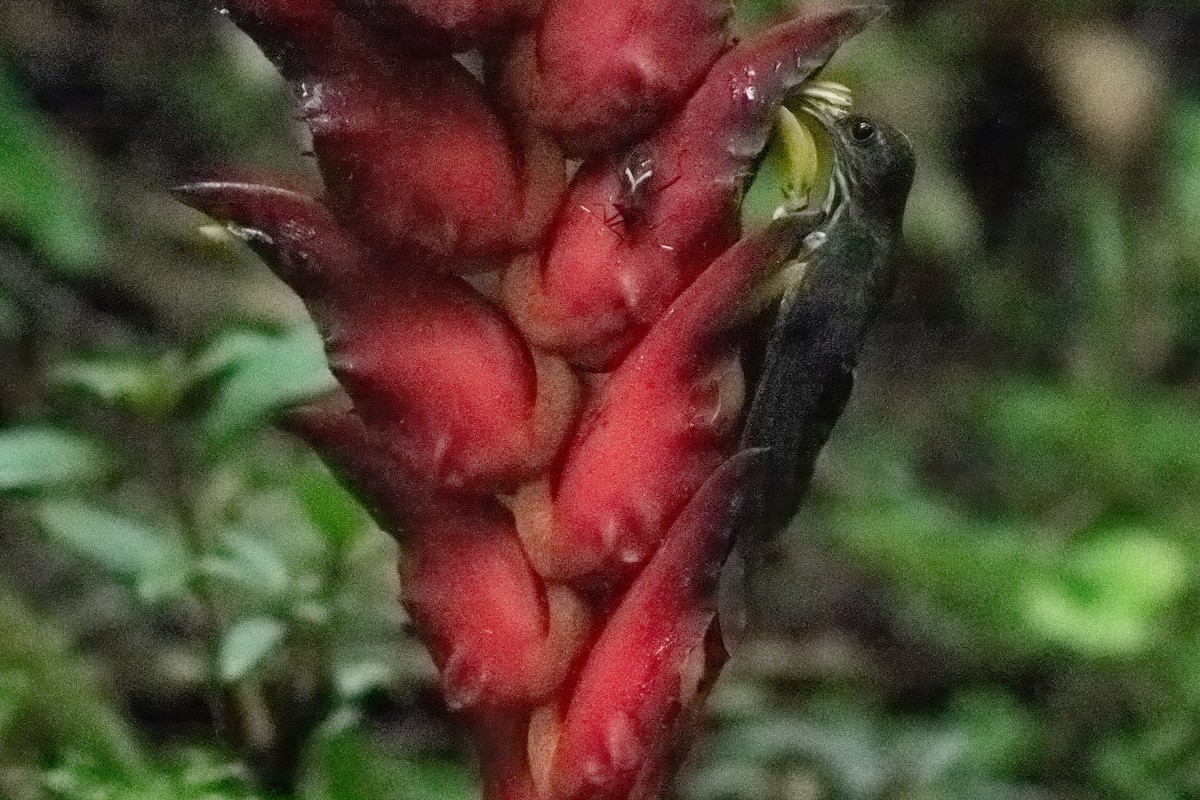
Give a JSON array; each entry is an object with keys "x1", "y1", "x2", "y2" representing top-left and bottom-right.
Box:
[
  {"x1": 618, "y1": 543, "x2": 643, "y2": 565},
  {"x1": 298, "y1": 81, "x2": 325, "y2": 116},
  {"x1": 605, "y1": 712, "x2": 644, "y2": 772},
  {"x1": 726, "y1": 129, "x2": 765, "y2": 159},
  {"x1": 224, "y1": 222, "x2": 275, "y2": 248},
  {"x1": 601, "y1": 517, "x2": 623, "y2": 556},
  {"x1": 739, "y1": 66, "x2": 759, "y2": 102},
  {"x1": 687, "y1": 360, "x2": 745, "y2": 434},
  {"x1": 678, "y1": 640, "x2": 710, "y2": 708},
  {"x1": 453, "y1": 50, "x2": 485, "y2": 83},
  {"x1": 687, "y1": 392, "x2": 722, "y2": 430},
  {"x1": 622, "y1": 159, "x2": 654, "y2": 194},
  {"x1": 617, "y1": 268, "x2": 643, "y2": 314},
  {"x1": 440, "y1": 647, "x2": 486, "y2": 711},
  {"x1": 584, "y1": 757, "x2": 613, "y2": 787},
  {"x1": 430, "y1": 434, "x2": 451, "y2": 472}
]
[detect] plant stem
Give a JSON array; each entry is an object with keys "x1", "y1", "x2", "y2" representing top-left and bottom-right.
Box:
[{"x1": 163, "y1": 424, "x2": 278, "y2": 774}]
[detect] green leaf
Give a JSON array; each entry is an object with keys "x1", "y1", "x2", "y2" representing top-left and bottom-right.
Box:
[
  {"x1": 51, "y1": 354, "x2": 184, "y2": 418},
  {"x1": 0, "y1": 63, "x2": 104, "y2": 275},
  {"x1": 297, "y1": 465, "x2": 367, "y2": 551},
  {"x1": 0, "y1": 667, "x2": 32, "y2": 740},
  {"x1": 948, "y1": 692, "x2": 1042, "y2": 777},
  {"x1": 828, "y1": 479, "x2": 1061, "y2": 657},
  {"x1": 332, "y1": 658, "x2": 393, "y2": 700},
  {"x1": 171, "y1": 32, "x2": 295, "y2": 171},
  {"x1": 202, "y1": 527, "x2": 291, "y2": 598},
  {"x1": 201, "y1": 324, "x2": 336, "y2": 454},
  {"x1": 135, "y1": 558, "x2": 194, "y2": 605},
  {"x1": 44, "y1": 748, "x2": 256, "y2": 800},
  {"x1": 0, "y1": 426, "x2": 112, "y2": 492},
  {"x1": 1168, "y1": 98, "x2": 1200, "y2": 253},
  {"x1": 300, "y1": 727, "x2": 476, "y2": 800},
  {"x1": 34, "y1": 500, "x2": 186, "y2": 583},
  {"x1": 1021, "y1": 531, "x2": 1189, "y2": 657},
  {"x1": 218, "y1": 616, "x2": 287, "y2": 683},
  {"x1": 984, "y1": 383, "x2": 1200, "y2": 515},
  {"x1": 0, "y1": 581, "x2": 147, "y2": 774},
  {"x1": 190, "y1": 328, "x2": 280, "y2": 385}
]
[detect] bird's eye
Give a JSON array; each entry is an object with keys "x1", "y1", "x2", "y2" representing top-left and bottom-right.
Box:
[{"x1": 850, "y1": 119, "x2": 875, "y2": 143}]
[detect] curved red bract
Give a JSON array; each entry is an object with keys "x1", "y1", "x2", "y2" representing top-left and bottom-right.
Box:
[
  {"x1": 495, "y1": 0, "x2": 730, "y2": 155},
  {"x1": 180, "y1": 3, "x2": 880, "y2": 799},
  {"x1": 342, "y1": 0, "x2": 542, "y2": 51}
]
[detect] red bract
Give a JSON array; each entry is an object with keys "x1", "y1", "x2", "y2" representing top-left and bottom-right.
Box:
[
  {"x1": 495, "y1": 0, "x2": 730, "y2": 154},
  {"x1": 544, "y1": 451, "x2": 761, "y2": 800},
  {"x1": 305, "y1": 59, "x2": 563, "y2": 264},
  {"x1": 401, "y1": 495, "x2": 589, "y2": 710},
  {"x1": 526, "y1": 218, "x2": 818, "y2": 586},
  {"x1": 220, "y1": 0, "x2": 563, "y2": 265},
  {"x1": 339, "y1": 0, "x2": 541, "y2": 52},
  {"x1": 181, "y1": 3, "x2": 881, "y2": 798},
  {"x1": 502, "y1": 6, "x2": 882, "y2": 369}
]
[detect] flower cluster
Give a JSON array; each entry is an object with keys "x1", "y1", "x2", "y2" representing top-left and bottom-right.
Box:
[{"x1": 178, "y1": 2, "x2": 880, "y2": 798}]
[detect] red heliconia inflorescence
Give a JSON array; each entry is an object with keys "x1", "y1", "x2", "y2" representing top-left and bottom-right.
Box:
[{"x1": 179, "y1": 2, "x2": 881, "y2": 798}]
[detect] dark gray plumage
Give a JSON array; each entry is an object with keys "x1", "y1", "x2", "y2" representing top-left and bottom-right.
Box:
[{"x1": 741, "y1": 111, "x2": 916, "y2": 536}]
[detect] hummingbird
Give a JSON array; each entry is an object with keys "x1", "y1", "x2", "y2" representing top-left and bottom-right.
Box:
[{"x1": 740, "y1": 107, "x2": 917, "y2": 540}]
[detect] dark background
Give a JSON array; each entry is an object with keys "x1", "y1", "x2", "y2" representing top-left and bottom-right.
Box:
[{"x1": 2, "y1": 1, "x2": 1200, "y2": 798}]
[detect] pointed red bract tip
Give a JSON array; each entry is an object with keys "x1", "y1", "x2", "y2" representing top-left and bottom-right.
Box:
[
  {"x1": 198, "y1": 2, "x2": 886, "y2": 799},
  {"x1": 281, "y1": 397, "x2": 416, "y2": 532},
  {"x1": 402, "y1": 502, "x2": 589, "y2": 710},
  {"x1": 305, "y1": 55, "x2": 565, "y2": 266},
  {"x1": 217, "y1": 0, "x2": 375, "y2": 77},
  {"x1": 502, "y1": 5, "x2": 876, "y2": 369},
  {"x1": 173, "y1": 181, "x2": 361, "y2": 299},
  {"x1": 540, "y1": 218, "x2": 816, "y2": 586},
  {"x1": 328, "y1": 275, "x2": 579, "y2": 492},
  {"x1": 548, "y1": 452, "x2": 763, "y2": 800}
]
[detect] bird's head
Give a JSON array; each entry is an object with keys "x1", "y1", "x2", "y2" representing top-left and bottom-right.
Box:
[
  {"x1": 826, "y1": 113, "x2": 915, "y2": 223},
  {"x1": 795, "y1": 85, "x2": 915, "y2": 227}
]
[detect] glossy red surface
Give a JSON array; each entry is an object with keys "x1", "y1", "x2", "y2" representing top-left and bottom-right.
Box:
[{"x1": 185, "y1": 3, "x2": 879, "y2": 797}]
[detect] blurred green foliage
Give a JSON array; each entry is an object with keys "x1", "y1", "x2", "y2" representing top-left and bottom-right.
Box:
[
  {"x1": 0, "y1": 63, "x2": 104, "y2": 276},
  {"x1": 2, "y1": 0, "x2": 1200, "y2": 799}
]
